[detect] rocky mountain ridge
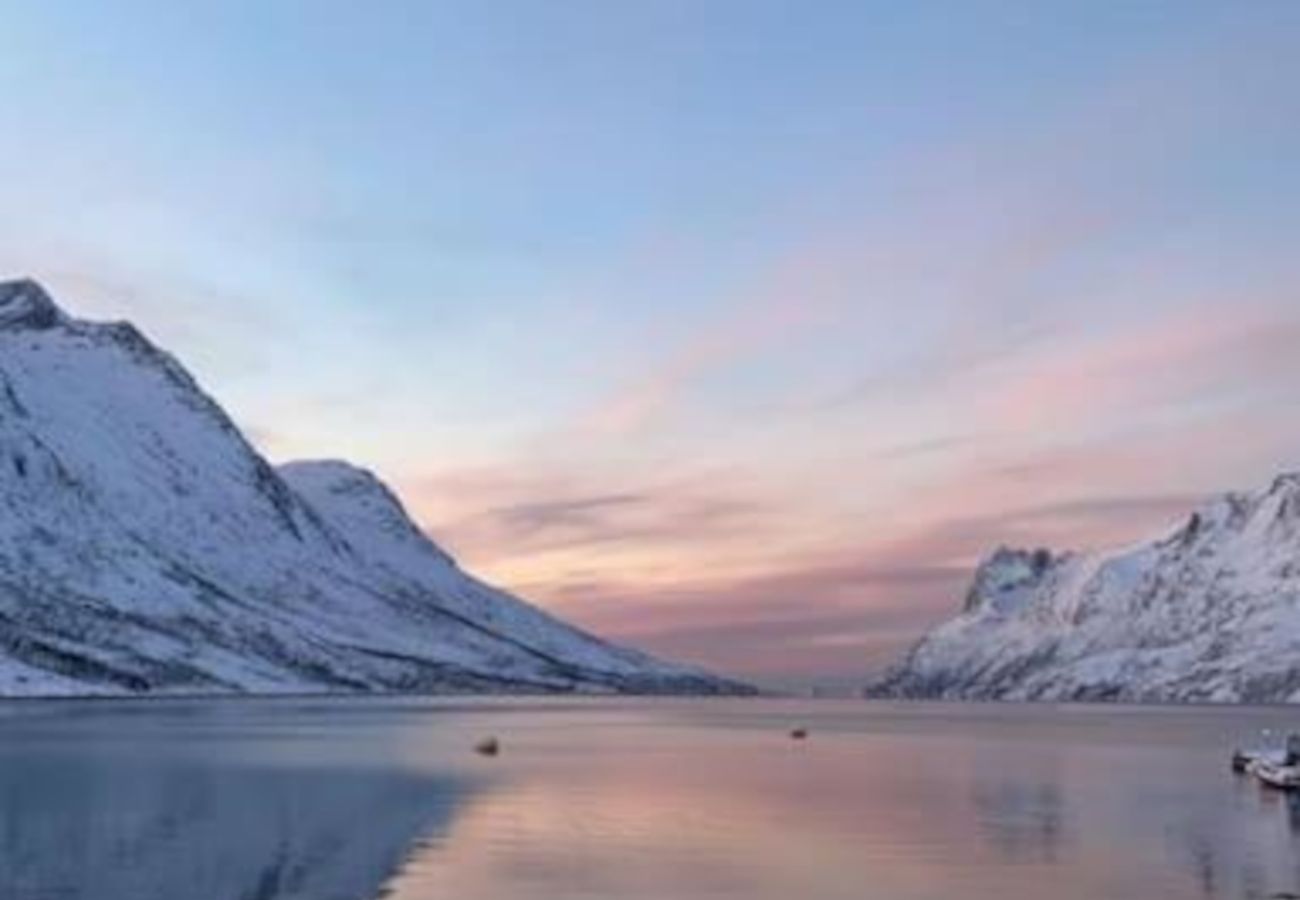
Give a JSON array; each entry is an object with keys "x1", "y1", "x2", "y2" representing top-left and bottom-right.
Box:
[{"x1": 870, "y1": 474, "x2": 1300, "y2": 702}]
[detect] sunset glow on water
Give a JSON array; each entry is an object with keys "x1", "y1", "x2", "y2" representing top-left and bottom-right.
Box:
[{"x1": 1, "y1": 698, "x2": 1295, "y2": 899}]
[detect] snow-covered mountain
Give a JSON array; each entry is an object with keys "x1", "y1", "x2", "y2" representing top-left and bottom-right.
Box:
[
  {"x1": 0, "y1": 279, "x2": 745, "y2": 696},
  {"x1": 869, "y1": 475, "x2": 1300, "y2": 703}
]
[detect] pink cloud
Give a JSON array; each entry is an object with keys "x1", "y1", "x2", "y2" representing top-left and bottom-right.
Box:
[
  {"x1": 576, "y1": 250, "x2": 845, "y2": 437},
  {"x1": 395, "y1": 293, "x2": 1300, "y2": 686},
  {"x1": 981, "y1": 301, "x2": 1300, "y2": 436}
]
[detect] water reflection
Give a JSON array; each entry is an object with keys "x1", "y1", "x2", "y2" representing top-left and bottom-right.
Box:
[
  {"x1": 380, "y1": 702, "x2": 1300, "y2": 900},
  {"x1": 0, "y1": 699, "x2": 1299, "y2": 900},
  {"x1": 971, "y1": 779, "x2": 1066, "y2": 863},
  {"x1": 0, "y1": 701, "x2": 481, "y2": 900}
]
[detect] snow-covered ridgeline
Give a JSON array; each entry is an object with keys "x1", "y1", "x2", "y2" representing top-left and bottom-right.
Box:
[
  {"x1": 869, "y1": 475, "x2": 1300, "y2": 703},
  {"x1": 0, "y1": 279, "x2": 747, "y2": 696}
]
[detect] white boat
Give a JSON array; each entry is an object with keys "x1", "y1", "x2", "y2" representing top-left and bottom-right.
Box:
[
  {"x1": 1232, "y1": 730, "x2": 1298, "y2": 775},
  {"x1": 1233, "y1": 747, "x2": 1287, "y2": 772},
  {"x1": 1251, "y1": 760, "x2": 1300, "y2": 790}
]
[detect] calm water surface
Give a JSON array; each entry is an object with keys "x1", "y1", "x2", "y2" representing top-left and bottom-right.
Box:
[{"x1": 0, "y1": 697, "x2": 1297, "y2": 899}]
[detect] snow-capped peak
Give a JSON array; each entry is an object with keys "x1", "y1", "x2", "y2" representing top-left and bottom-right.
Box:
[
  {"x1": 0, "y1": 278, "x2": 69, "y2": 330},
  {"x1": 961, "y1": 546, "x2": 1063, "y2": 616},
  {"x1": 870, "y1": 473, "x2": 1300, "y2": 703},
  {"x1": 0, "y1": 280, "x2": 746, "y2": 697}
]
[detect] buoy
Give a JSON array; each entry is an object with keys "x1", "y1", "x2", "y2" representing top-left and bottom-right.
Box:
[
  {"x1": 475, "y1": 736, "x2": 500, "y2": 757},
  {"x1": 789, "y1": 728, "x2": 808, "y2": 740}
]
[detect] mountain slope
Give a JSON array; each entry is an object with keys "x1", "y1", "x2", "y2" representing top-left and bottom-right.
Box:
[
  {"x1": 869, "y1": 475, "x2": 1300, "y2": 703},
  {"x1": 0, "y1": 278, "x2": 744, "y2": 696}
]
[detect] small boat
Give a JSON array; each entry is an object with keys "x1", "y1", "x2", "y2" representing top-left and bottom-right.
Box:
[
  {"x1": 1252, "y1": 760, "x2": 1300, "y2": 790},
  {"x1": 1231, "y1": 730, "x2": 1294, "y2": 774},
  {"x1": 1233, "y1": 747, "x2": 1284, "y2": 773},
  {"x1": 474, "y1": 736, "x2": 500, "y2": 757}
]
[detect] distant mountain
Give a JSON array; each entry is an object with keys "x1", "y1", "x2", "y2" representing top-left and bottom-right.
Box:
[
  {"x1": 0, "y1": 278, "x2": 746, "y2": 696},
  {"x1": 869, "y1": 475, "x2": 1300, "y2": 703}
]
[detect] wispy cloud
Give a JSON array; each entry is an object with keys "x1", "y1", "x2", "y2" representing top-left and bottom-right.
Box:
[
  {"x1": 404, "y1": 462, "x2": 781, "y2": 568},
  {"x1": 477, "y1": 489, "x2": 761, "y2": 550},
  {"x1": 977, "y1": 301, "x2": 1300, "y2": 437},
  {"x1": 515, "y1": 488, "x2": 1209, "y2": 685},
  {"x1": 570, "y1": 13, "x2": 1299, "y2": 450},
  {"x1": 413, "y1": 460, "x2": 1213, "y2": 686},
  {"x1": 575, "y1": 248, "x2": 843, "y2": 437}
]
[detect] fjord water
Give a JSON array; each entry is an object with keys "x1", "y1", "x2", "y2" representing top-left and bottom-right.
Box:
[{"x1": 1, "y1": 699, "x2": 1296, "y2": 899}]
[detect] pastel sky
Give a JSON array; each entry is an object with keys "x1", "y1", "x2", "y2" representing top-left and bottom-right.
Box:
[{"x1": 2, "y1": 1, "x2": 1298, "y2": 688}]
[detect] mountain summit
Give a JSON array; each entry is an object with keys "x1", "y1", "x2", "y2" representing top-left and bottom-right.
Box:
[
  {"x1": 0, "y1": 279, "x2": 744, "y2": 695},
  {"x1": 0, "y1": 278, "x2": 68, "y2": 330},
  {"x1": 869, "y1": 475, "x2": 1300, "y2": 703}
]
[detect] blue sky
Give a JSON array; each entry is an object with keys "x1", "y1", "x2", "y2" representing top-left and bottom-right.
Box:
[{"x1": 2, "y1": 1, "x2": 1298, "y2": 686}]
